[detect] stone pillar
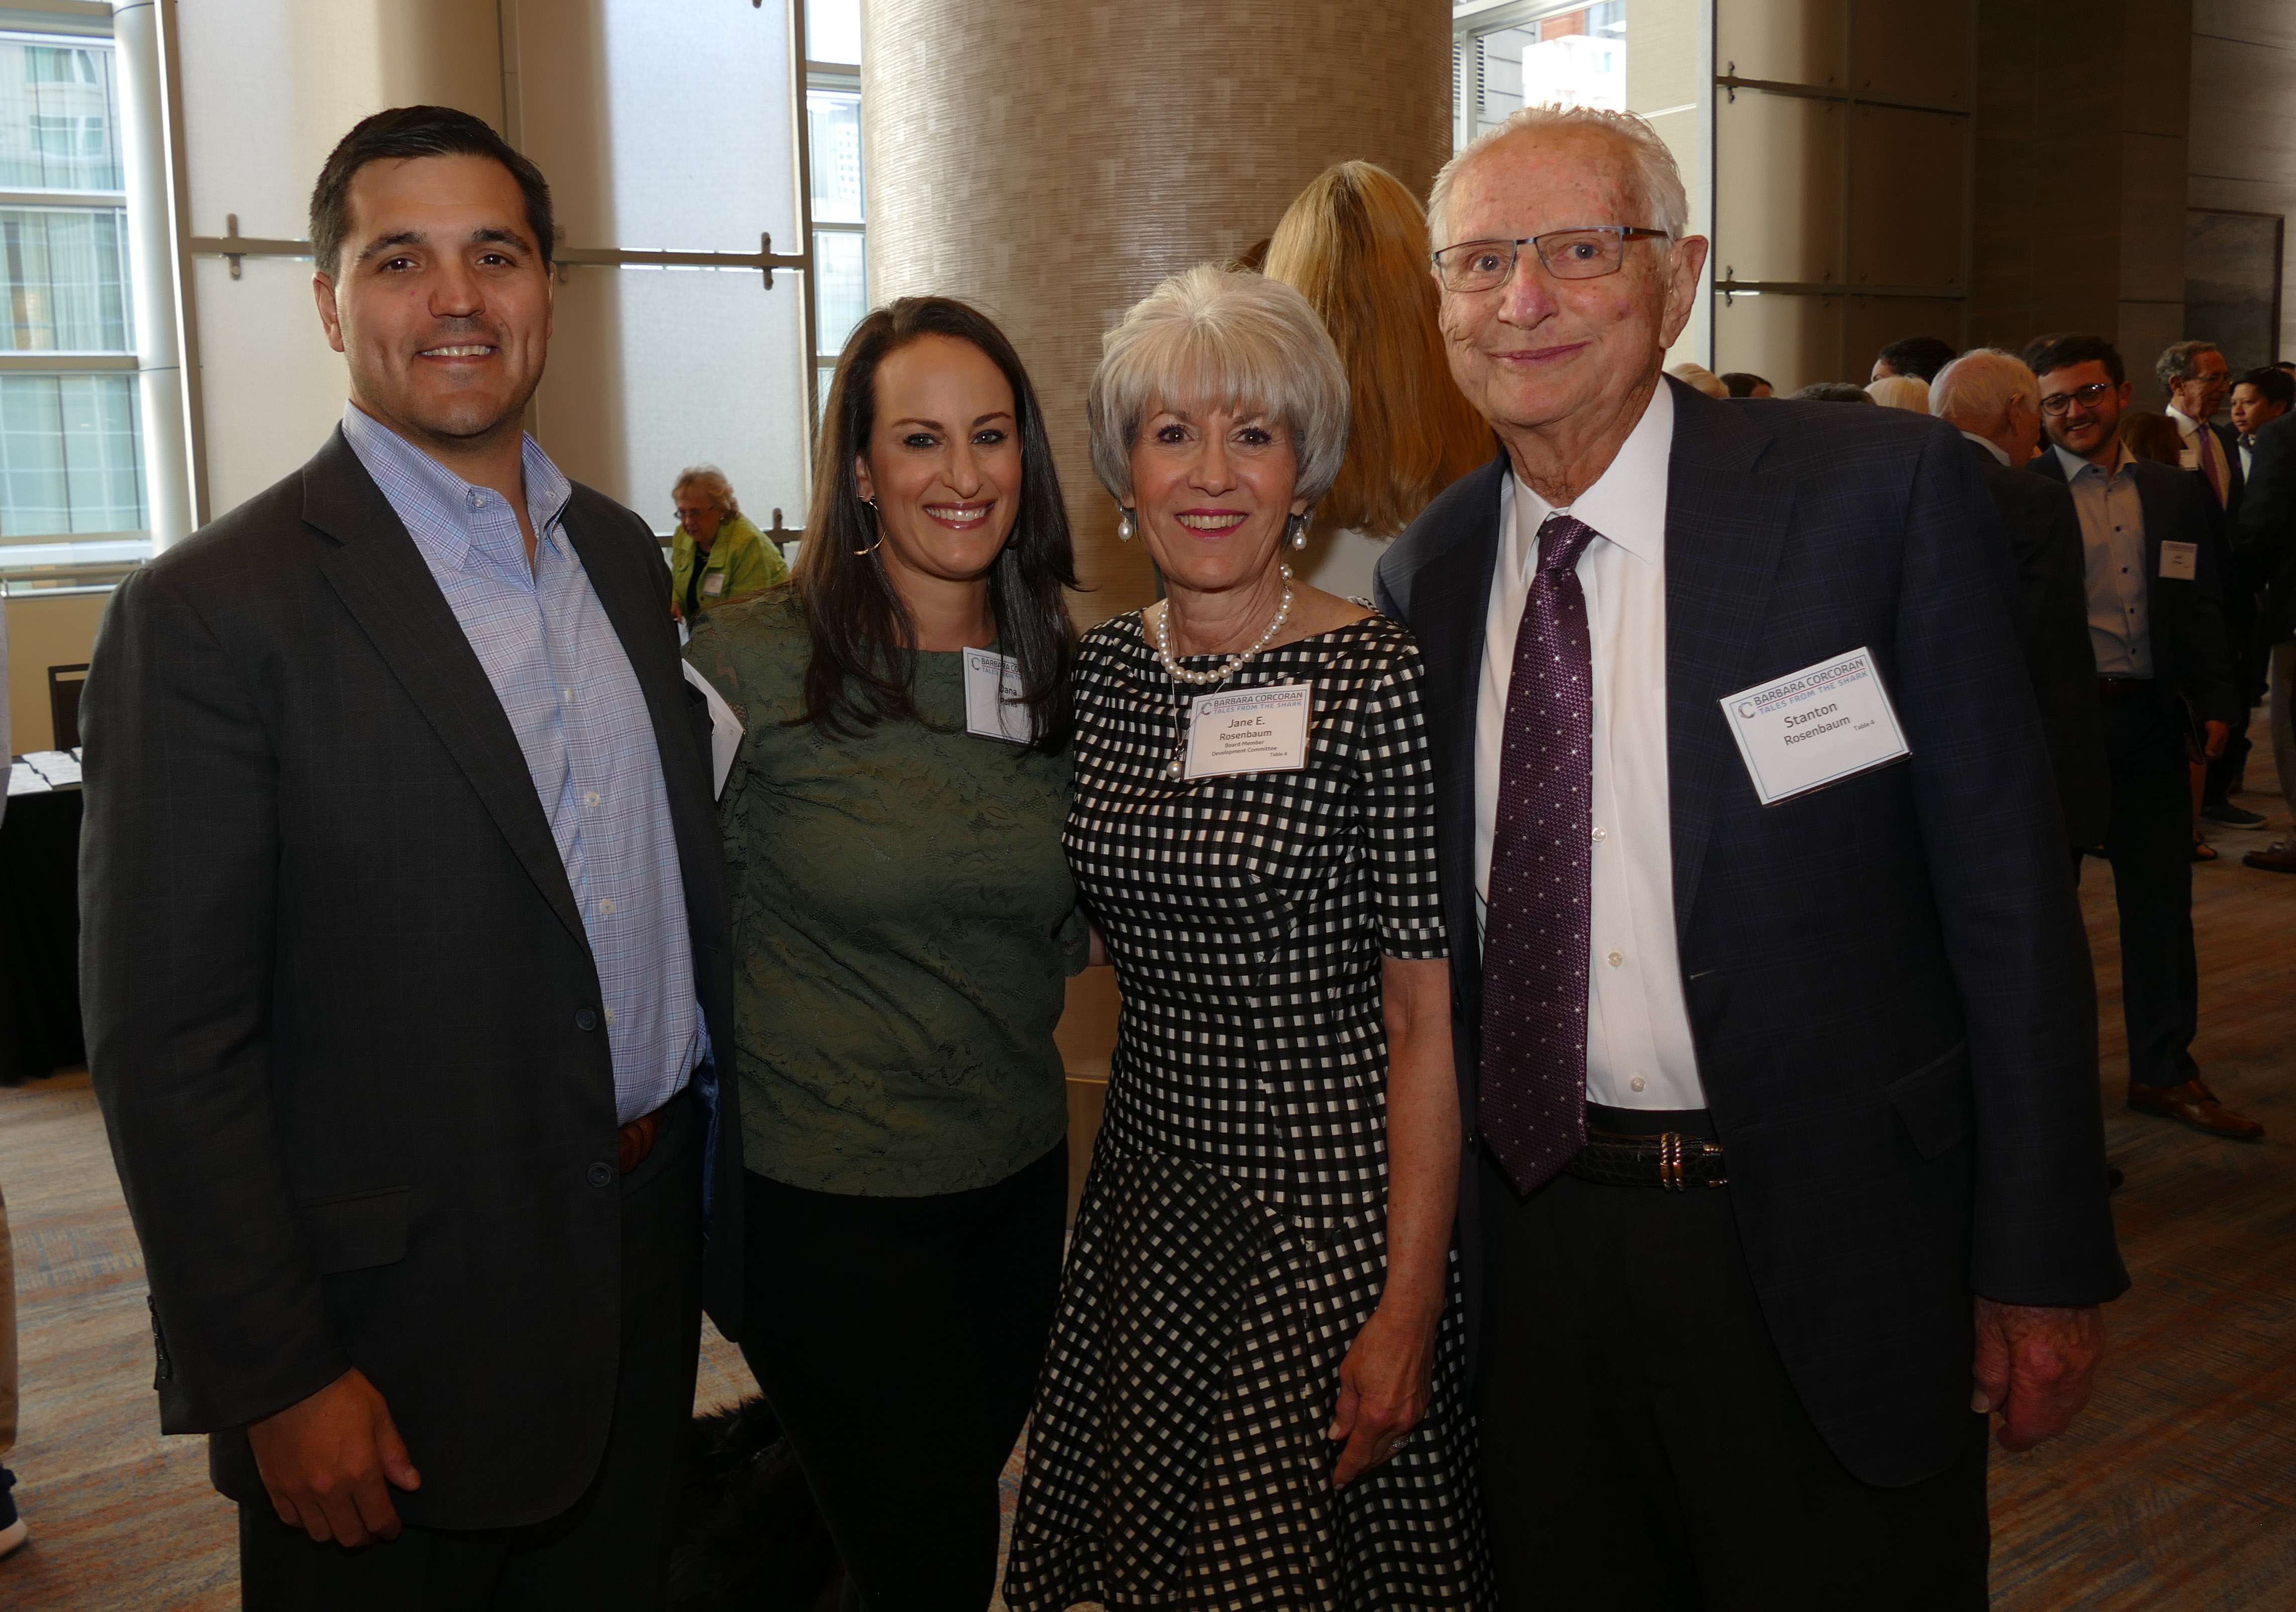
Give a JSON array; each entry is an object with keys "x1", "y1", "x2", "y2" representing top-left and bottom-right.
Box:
[{"x1": 862, "y1": 0, "x2": 1452, "y2": 622}]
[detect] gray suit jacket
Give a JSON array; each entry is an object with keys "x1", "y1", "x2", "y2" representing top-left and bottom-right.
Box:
[
  {"x1": 1378, "y1": 379, "x2": 2125, "y2": 1489},
  {"x1": 78, "y1": 428, "x2": 741, "y2": 1530}
]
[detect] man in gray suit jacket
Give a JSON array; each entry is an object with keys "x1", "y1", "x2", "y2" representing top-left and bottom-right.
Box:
[
  {"x1": 1377, "y1": 105, "x2": 2122, "y2": 1609},
  {"x1": 79, "y1": 107, "x2": 739, "y2": 1607}
]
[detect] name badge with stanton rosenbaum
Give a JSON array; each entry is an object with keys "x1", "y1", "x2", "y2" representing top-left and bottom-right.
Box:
[
  {"x1": 1182, "y1": 684, "x2": 1313, "y2": 780},
  {"x1": 1720, "y1": 647, "x2": 1910, "y2": 806}
]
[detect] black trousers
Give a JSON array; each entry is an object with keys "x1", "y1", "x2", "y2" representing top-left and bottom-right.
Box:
[
  {"x1": 2084, "y1": 683, "x2": 2202, "y2": 1087},
  {"x1": 1476, "y1": 1121, "x2": 1989, "y2": 1612},
  {"x1": 739, "y1": 1144, "x2": 1066, "y2": 1612},
  {"x1": 239, "y1": 1086, "x2": 706, "y2": 1611}
]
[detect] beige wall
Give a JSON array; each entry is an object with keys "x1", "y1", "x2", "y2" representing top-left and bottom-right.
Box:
[
  {"x1": 1969, "y1": 0, "x2": 2193, "y2": 406},
  {"x1": 862, "y1": 0, "x2": 1453, "y2": 624},
  {"x1": 2189, "y1": 1, "x2": 2296, "y2": 363},
  {"x1": 4, "y1": 593, "x2": 111, "y2": 757}
]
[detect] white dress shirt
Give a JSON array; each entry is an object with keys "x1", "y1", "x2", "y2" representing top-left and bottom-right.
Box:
[
  {"x1": 1474, "y1": 381, "x2": 1705, "y2": 1112},
  {"x1": 2052, "y1": 441, "x2": 2151, "y2": 677},
  {"x1": 2167, "y1": 405, "x2": 2229, "y2": 504},
  {"x1": 1959, "y1": 429, "x2": 2011, "y2": 467}
]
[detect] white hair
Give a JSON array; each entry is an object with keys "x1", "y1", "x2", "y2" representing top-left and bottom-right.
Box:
[
  {"x1": 1426, "y1": 104, "x2": 1690, "y2": 251},
  {"x1": 1668, "y1": 362, "x2": 1729, "y2": 400},
  {"x1": 1087, "y1": 264, "x2": 1351, "y2": 507},
  {"x1": 1929, "y1": 349, "x2": 2035, "y2": 430},
  {"x1": 1865, "y1": 374, "x2": 1931, "y2": 413}
]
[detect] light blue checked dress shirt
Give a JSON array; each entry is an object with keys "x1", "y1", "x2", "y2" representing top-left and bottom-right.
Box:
[{"x1": 343, "y1": 404, "x2": 700, "y2": 1125}]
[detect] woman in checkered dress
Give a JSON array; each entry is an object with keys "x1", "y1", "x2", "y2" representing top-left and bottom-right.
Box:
[{"x1": 1005, "y1": 267, "x2": 1488, "y2": 1611}]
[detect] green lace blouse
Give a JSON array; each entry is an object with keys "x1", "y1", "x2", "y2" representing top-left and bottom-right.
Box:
[{"x1": 683, "y1": 588, "x2": 1085, "y2": 1197}]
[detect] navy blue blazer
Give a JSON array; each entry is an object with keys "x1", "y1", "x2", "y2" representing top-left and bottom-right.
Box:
[
  {"x1": 1376, "y1": 377, "x2": 2128, "y2": 1488},
  {"x1": 2028, "y1": 448, "x2": 2241, "y2": 722}
]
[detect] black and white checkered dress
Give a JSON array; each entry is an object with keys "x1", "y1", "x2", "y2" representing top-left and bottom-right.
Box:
[{"x1": 1005, "y1": 613, "x2": 1488, "y2": 1611}]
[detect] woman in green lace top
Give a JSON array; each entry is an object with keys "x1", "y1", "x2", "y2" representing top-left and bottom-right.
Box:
[{"x1": 683, "y1": 297, "x2": 1082, "y2": 1608}]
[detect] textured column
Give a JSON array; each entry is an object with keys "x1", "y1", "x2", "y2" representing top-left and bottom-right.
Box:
[{"x1": 862, "y1": 0, "x2": 1452, "y2": 621}]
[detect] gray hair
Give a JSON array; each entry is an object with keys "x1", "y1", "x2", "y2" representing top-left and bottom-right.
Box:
[
  {"x1": 671, "y1": 463, "x2": 739, "y2": 518},
  {"x1": 1930, "y1": 348, "x2": 2035, "y2": 430},
  {"x1": 1865, "y1": 373, "x2": 1931, "y2": 413},
  {"x1": 1087, "y1": 264, "x2": 1350, "y2": 507},
  {"x1": 1426, "y1": 104, "x2": 1689, "y2": 251},
  {"x1": 2155, "y1": 339, "x2": 2222, "y2": 394}
]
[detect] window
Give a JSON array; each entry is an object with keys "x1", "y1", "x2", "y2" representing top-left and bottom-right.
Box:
[
  {"x1": 1455, "y1": 1, "x2": 1628, "y2": 148},
  {"x1": 807, "y1": 0, "x2": 865, "y2": 414},
  {"x1": 0, "y1": 27, "x2": 141, "y2": 581}
]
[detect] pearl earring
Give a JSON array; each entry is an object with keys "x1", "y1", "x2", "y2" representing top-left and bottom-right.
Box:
[
  {"x1": 1286, "y1": 513, "x2": 1310, "y2": 550},
  {"x1": 1116, "y1": 505, "x2": 1136, "y2": 542}
]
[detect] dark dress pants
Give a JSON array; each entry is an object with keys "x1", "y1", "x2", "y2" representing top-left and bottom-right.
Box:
[
  {"x1": 2084, "y1": 683, "x2": 2203, "y2": 1086},
  {"x1": 739, "y1": 1143, "x2": 1066, "y2": 1612},
  {"x1": 1475, "y1": 1120, "x2": 1989, "y2": 1612},
  {"x1": 239, "y1": 1085, "x2": 707, "y2": 1611}
]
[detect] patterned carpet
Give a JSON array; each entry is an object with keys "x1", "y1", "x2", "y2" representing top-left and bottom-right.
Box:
[{"x1": 0, "y1": 767, "x2": 2289, "y2": 1606}]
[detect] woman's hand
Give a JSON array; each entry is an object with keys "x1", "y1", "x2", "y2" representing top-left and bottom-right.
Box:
[{"x1": 1328, "y1": 1298, "x2": 1440, "y2": 1487}]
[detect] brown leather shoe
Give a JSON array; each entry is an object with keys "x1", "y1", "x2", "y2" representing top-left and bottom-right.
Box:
[
  {"x1": 2242, "y1": 842, "x2": 2296, "y2": 874},
  {"x1": 2127, "y1": 1079, "x2": 2266, "y2": 1140}
]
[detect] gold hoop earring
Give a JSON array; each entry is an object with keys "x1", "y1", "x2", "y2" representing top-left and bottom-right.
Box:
[{"x1": 852, "y1": 498, "x2": 883, "y2": 557}]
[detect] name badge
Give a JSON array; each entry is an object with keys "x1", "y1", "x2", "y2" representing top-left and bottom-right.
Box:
[
  {"x1": 1183, "y1": 684, "x2": 1312, "y2": 779},
  {"x1": 679, "y1": 660, "x2": 745, "y2": 799},
  {"x1": 2158, "y1": 540, "x2": 2198, "y2": 581},
  {"x1": 1720, "y1": 648, "x2": 1911, "y2": 806},
  {"x1": 701, "y1": 570, "x2": 728, "y2": 596},
  {"x1": 963, "y1": 648, "x2": 1032, "y2": 744}
]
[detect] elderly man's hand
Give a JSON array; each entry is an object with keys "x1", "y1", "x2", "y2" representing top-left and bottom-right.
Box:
[
  {"x1": 1972, "y1": 1297, "x2": 2105, "y2": 1452},
  {"x1": 2203, "y1": 719, "x2": 2230, "y2": 761}
]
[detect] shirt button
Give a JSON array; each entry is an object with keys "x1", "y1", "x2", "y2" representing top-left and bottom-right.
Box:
[
  {"x1": 466, "y1": 489, "x2": 486, "y2": 512},
  {"x1": 563, "y1": 688, "x2": 575, "y2": 703},
  {"x1": 603, "y1": 1007, "x2": 617, "y2": 1027},
  {"x1": 598, "y1": 899, "x2": 616, "y2": 916},
  {"x1": 575, "y1": 1008, "x2": 598, "y2": 1031},
  {"x1": 1607, "y1": 950, "x2": 1624, "y2": 967},
  {"x1": 586, "y1": 1162, "x2": 613, "y2": 1188},
  {"x1": 584, "y1": 791, "x2": 600, "y2": 808},
  {"x1": 1630, "y1": 1075, "x2": 1648, "y2": 1093},
  {"x1": 1592, "y1": 826, "x2": 1608, "y2": 842}
]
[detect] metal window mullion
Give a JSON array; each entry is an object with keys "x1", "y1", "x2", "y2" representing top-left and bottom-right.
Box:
[{"x1": 790, "y1": 0, "x2": 821, "y2": 473}]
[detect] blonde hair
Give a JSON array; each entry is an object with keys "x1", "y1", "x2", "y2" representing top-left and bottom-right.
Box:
[
  {"x1": 1088, "y1": 263, "x2": 1350, "y2": 508},
  {"x1": 1668, "y1": 361, "x2": 1729, "y2": 400},
  {"x1": 1264, "y1": 161, "x2": 1495, "y2": 537},
  {"x1": 671, "y1": 464, "x2": 739, "y2": 519},
  {"x1": 1428, "y1": 104, "x2": 1689, "y2": 250},
  {"x1": 1865, "y1": 374, "x2": 1931, "y2": 413}
]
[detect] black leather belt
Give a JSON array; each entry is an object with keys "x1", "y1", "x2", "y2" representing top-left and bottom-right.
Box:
[
  {"x1": 1566, "y1": 1129, "x2": 1729, "y2": 1190},
  {"x1": 2096, "y1": 677, "x2": 2153, "y2": 700}
]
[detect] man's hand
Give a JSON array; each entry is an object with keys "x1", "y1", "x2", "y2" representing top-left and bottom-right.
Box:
[
  {"x1": 247, "y1": 1367, "x2": 421, "y2": 1546},
  {"x1": 1329, "y1": 1302, "x2": 1438, "y2": 1487},
  {"x1": 1972, "y1": 1298, "x2": 2105, "y2": 1453},
  {"x1": 2204, "y1": 719, "x2": 2231, "y2": 761}
]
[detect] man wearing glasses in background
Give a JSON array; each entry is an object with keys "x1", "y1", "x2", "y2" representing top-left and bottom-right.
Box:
[
  {"x1": 1378, "y1": 104, "x2": 2125, "y2": 1608},
  {"x1": 2029, "y1": 335, "x2": 2259, "y2": 1141}
]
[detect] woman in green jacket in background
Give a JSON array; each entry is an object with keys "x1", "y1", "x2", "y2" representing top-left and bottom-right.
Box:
[{"x1": 669, "y1": 464, "x2": 788, "y2": 621}]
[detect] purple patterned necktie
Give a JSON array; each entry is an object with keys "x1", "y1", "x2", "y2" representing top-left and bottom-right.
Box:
[{"x1": 1480, "y1": 511, "x2": 1600, "y2": 1196}]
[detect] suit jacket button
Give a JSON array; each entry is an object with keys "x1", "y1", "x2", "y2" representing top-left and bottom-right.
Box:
[
  {"x1": 575, "y1": 1008, "x2": 599, "y2": 1031},
  {"x1": 587, "y1": 1162, "x2": 613, "y2": 1187}
]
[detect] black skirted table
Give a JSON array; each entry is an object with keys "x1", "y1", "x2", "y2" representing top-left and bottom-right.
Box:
[{"x1": 0, "y1": 773, "x2": 83, "y2": 1082}]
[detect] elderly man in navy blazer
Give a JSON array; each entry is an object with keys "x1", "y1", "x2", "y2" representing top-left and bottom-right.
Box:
[{"x1": 1375, "y1": 105, "x2": 2125, "y2": 1608}]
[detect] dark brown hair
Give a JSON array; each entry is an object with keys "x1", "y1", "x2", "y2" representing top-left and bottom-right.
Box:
[
  {"x1": 2117, "y1": 410, "x2": 2186, "y2": 468},
  {"x1": 310, "y1": 106, "x2": 553, "y2": 279},
  {"x1": 793, "y1": 297, "x2": 1077, "y2": 751}
]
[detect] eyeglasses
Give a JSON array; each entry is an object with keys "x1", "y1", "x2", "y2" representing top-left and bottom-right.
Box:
[
  {"x1": 1432, "y1": 226, "x2": 1671, "y2": 293},
  {"x1": 2039, "y1": 382, "x2": 2115, "y2": 416}
]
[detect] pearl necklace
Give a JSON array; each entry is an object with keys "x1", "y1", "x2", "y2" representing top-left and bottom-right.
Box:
[{"x1": 1153, "y1": 566, "x2": 1293, "y2": 686}]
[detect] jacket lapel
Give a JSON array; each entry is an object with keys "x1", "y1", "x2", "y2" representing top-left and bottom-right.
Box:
[
  {"x1": 1408, "y1": 456, "x2": 1505, "y2": 1003},
  {"x1": 1662, "y1": 383, "x2": 1794, "y2": 937},
  {"x1": 558, "y1": 489, "x2": 723, "y2": 939},
  {"x1": 305, "y1": 429, "x2": 591, "y2": 952}
]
